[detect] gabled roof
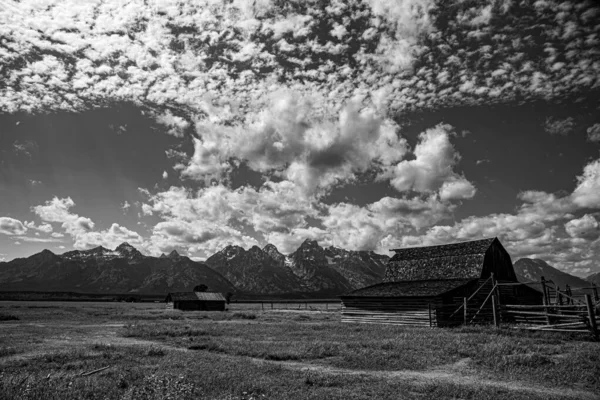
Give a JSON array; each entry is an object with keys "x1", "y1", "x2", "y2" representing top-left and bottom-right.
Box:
[
  {"x1": 166, "y1": 292, "x2": 226, "y2": 302},
  {"x1": 385, "y1": 238, "x2": 498, "y2": 282},
  {"x1": 390, "y1": 238, "x2": 496, "y2": 259},
  {"x1": 342, "y1": 279, "x2": 476, "y2": 298}
]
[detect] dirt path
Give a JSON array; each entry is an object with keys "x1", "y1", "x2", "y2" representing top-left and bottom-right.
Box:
[
  {"x1": 2, "y1": 322, "x2": 599, "y2": 399},
  {"x1": 250, "y1": 358, "x2": 599, "y2": 400}
]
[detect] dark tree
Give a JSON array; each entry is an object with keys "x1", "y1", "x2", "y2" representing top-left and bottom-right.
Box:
[
  {"x1": 193, "y1": 284, "x2": 208, "y2": 292},
  {"x1": 225, "y1": 292, "x2": 233, "y2": 304}
]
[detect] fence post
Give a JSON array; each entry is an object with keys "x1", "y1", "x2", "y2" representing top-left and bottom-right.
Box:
[
  {"x1": 492, "y1": 295, "x2": 499, "y2": 327},
  {"x1": 585, "y1": 294, "x2": 598, "y2": 340},
  {"x1": 542, "y1": 295, "x2": 551, "y2": 325},
  {"x1": 541, "y1": 276, "x2": 549, "y2": 306},
  {"x1": 463, "y1": 297, "x2": 467, "y2": 325},
  {"x1": 566, "y1": 285, "x2": 573, "y2": 305},
  {"x1": 557, "y1": 286, "x2": 563, "y2": 306},
  {"x1": 592, "y1": 283, "x2": 598, "y2": 302},
  {"x1": 261, "y1": 302, "x2": 264, "y2": 311}
]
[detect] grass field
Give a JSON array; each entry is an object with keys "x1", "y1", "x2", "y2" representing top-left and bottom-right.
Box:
[{"x1": 0, "y1": 301, "x2": 599, "y2": 400}]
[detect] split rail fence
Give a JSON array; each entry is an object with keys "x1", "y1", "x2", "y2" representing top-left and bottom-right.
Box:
[{"x1": 448, "y1": 276, "x2": 599, "y2": 339}]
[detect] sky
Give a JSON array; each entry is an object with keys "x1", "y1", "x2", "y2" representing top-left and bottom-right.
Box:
[{"x1": 0, "y1": 0, "x2": 599, "y2": 277}]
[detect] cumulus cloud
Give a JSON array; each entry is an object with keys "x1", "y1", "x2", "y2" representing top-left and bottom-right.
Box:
[
  {"x1": 565, "y1": 214, "x2": 599, "y2": 240},
  {"x1": 181, "y1": 92, "x2": 407, "y2": 195},
  {"x1": 24, "y1": 221, "x2": 53, "y2": 233},
  {"x1": 32, "y1": 197, "x2": 145, "y2": 250},
  {"x1": 571, "y1": 159, "x2": 600, "y2": 209},
  {"x1": 383, "y1": 124, "x2": 475, "y2": 199},
  {"x1": 0, "y1": 217, "x2": 27, "y2": 235}
]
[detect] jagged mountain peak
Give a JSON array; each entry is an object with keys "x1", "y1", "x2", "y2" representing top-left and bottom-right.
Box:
[
  {"x1": 168, "y1": 250, "x2": 181, "y2": 258},
  {"x1": 298, "y1": 239, "x2": 322, "y2": 251},
  {"x1": 116, "y1": 242, "x2": 135, "y2": 251},
  {"x1": 159, "y1": 253, "x2": 167, "y2": 258},
  {"x1": 263, "y1": 243, "x2": 279, "y2": 252}
]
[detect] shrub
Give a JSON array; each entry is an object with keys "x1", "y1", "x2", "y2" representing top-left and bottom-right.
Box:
[{"x1": 0, "y1": 314, "x2": 19, "y2": 321}]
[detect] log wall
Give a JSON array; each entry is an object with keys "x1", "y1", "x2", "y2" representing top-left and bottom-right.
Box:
[{"x1": 341, "y1": 297, "x2": 441, "y2": 326}]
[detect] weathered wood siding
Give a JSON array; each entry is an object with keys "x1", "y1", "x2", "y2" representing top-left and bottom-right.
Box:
[
  {"x1": 481, "y1": 240, "x2": 517, "y2": 281},
  {"x1": 341, "y1": 297, "x2": 441, "y2": 326},
  {"x1": 174, "y1": 300, "x2": 226, "y2": 311}
]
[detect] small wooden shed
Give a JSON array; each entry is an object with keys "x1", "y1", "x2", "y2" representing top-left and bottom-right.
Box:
[
  {"x1": 165, "y1": 291, "x2": 226, "y2": 311},
  {"x1": 341, "y1": 237, "x2": 542, "y2": 326}
]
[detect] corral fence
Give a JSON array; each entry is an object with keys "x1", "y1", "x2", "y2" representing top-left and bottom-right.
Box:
[
  {"x1": 452, "y1": 276, "x2": 599, "y2": 339},
  {"x1": 498, "y1": 278, "x2": 599, "y2": 339}
]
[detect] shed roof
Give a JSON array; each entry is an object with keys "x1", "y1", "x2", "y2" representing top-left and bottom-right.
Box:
[
  {"x1": 194, "y1": 292, "x2": 226, "y2": 301},
  {"x1": 384, "y1": 238, "x2": 497, "y2": 282},
  {"x1": 341, "y1": 279, "x2": 476, "y2": 298},
  {"x1": 166, "y1": 292, "x2": 226, "y2": 302}
]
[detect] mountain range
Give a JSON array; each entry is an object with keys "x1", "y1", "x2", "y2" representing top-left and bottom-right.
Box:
[
  {"x1": 0, "y1": 241, "x2": 596, "y2": 296},
  {"x1": 205, "y1": 239, "x2": 389, "y2": 295},
  {"x1": 513, "y1": 258, "x2": 593, "y2": 291},
  {"x1": 0, "y1": 243, "x2": 234, "y2": 294},
  {"x1": 0, "y1": 240, "x2": 389, "y2": 295}
]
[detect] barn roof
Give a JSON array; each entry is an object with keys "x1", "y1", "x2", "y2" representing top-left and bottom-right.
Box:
[
  {"x1": 390, "y1": 237, "x2": 496, "y2": 259},
  {"x1": 342, "y1": 279, "x2": 476, "y2": 298},
  {"x1": 166, "y1": 292, "x2": 226, "y2": 302},
  {"x1": 194, "y1": 292, "x2": 226, "y2": 301},
  {"x1": 384, "y1": 238, "x2": 497, "y2": 282}
]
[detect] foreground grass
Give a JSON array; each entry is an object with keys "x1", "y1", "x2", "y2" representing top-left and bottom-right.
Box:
[
  {"x1": 1, "y1": 301, "x2": 599, "y2": 399},
  {"x1": 121, "y1": 318, "x2": 600, "y2": 392}
]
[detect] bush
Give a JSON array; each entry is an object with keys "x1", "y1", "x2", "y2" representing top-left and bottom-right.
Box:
[{"x1": 0, "y1": 314, "x2": 19, "y2": 321}]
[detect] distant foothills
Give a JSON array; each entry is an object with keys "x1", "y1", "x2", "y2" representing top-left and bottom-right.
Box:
[{"x1": 0, "y1": 239, "x2": 597, "y2": 298}]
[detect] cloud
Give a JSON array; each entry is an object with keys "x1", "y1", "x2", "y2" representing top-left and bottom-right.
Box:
[
  {"x1": 0, "y1": 217, "x2": 27, "y2": 235},
  {"x1": 544, "y1": 116, "x2": 575, "y2": 136},
  {"x1": 32, "y1": 197, "x2": 146, "y2": 250},
  {"x1": 32, "y1": 197, "x2": 95, "y2": 237},
  {"x1": 2, "y1": 0, "x2": 596, "y2": 133},
  {"x1": 12, "y1": 140, "x2": 38, "y2": 158},
  {"x1": 181, "y1": 92, "x2": 407, "y2": 195},
  {"x1": 393, "y1": 157, "x2": 600, "y2": 276},
  {"x1": 564, "y1": 214, "x2": 599, "y2": 240},
  {"x1": 383, "y1": 124, "x2": 475, "y2": 199},
  {"x1": 571, "y1": 159, "x2": 600, "y2": 209},
  {"x1": 28, "y1": 179, "x2": 43, "y2": 186},
  {"x1": 587, "y1": 123, "x2": 600, "y2": 143},
  {"x1": 14, "y1": 236, "x2": 63, "y2": 243},
  {"x1": 162, "y1": 171, "x2": 168, "y2": 179},
  {"x1": 122, "y1": 201, "x2": 131, "y2": 213},
  {"x1": 24, "y1": 221, "x2": 53, "y2": 233}
]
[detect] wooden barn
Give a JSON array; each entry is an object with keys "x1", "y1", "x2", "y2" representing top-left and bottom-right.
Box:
[
  {"x1": 165, "y1": 291, "x2": 226, "y2": 311},
  {"x1": 341, "y1": 237, "x2": 542, "y2": 326}
]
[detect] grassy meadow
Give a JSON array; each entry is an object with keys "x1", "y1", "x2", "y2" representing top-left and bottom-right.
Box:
[{"x1": 0, "y1": 301, "x2": 599, "y2": 400}]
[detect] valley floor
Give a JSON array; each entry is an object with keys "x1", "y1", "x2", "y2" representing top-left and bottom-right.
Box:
[{"x1": 0, "y1": 301, "x2": 599, "y2": 400}]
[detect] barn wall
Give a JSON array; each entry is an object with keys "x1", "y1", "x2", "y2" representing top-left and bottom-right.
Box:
[
  {"x1": 341, "y1": 297, "x2": 441, "y2": 326},
  {"x1": 173, "y1": 300, "x2": 226, "y2": 311},
  {"x1": 481, "y1": 240, "x2": 517, "y2": 281}
]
